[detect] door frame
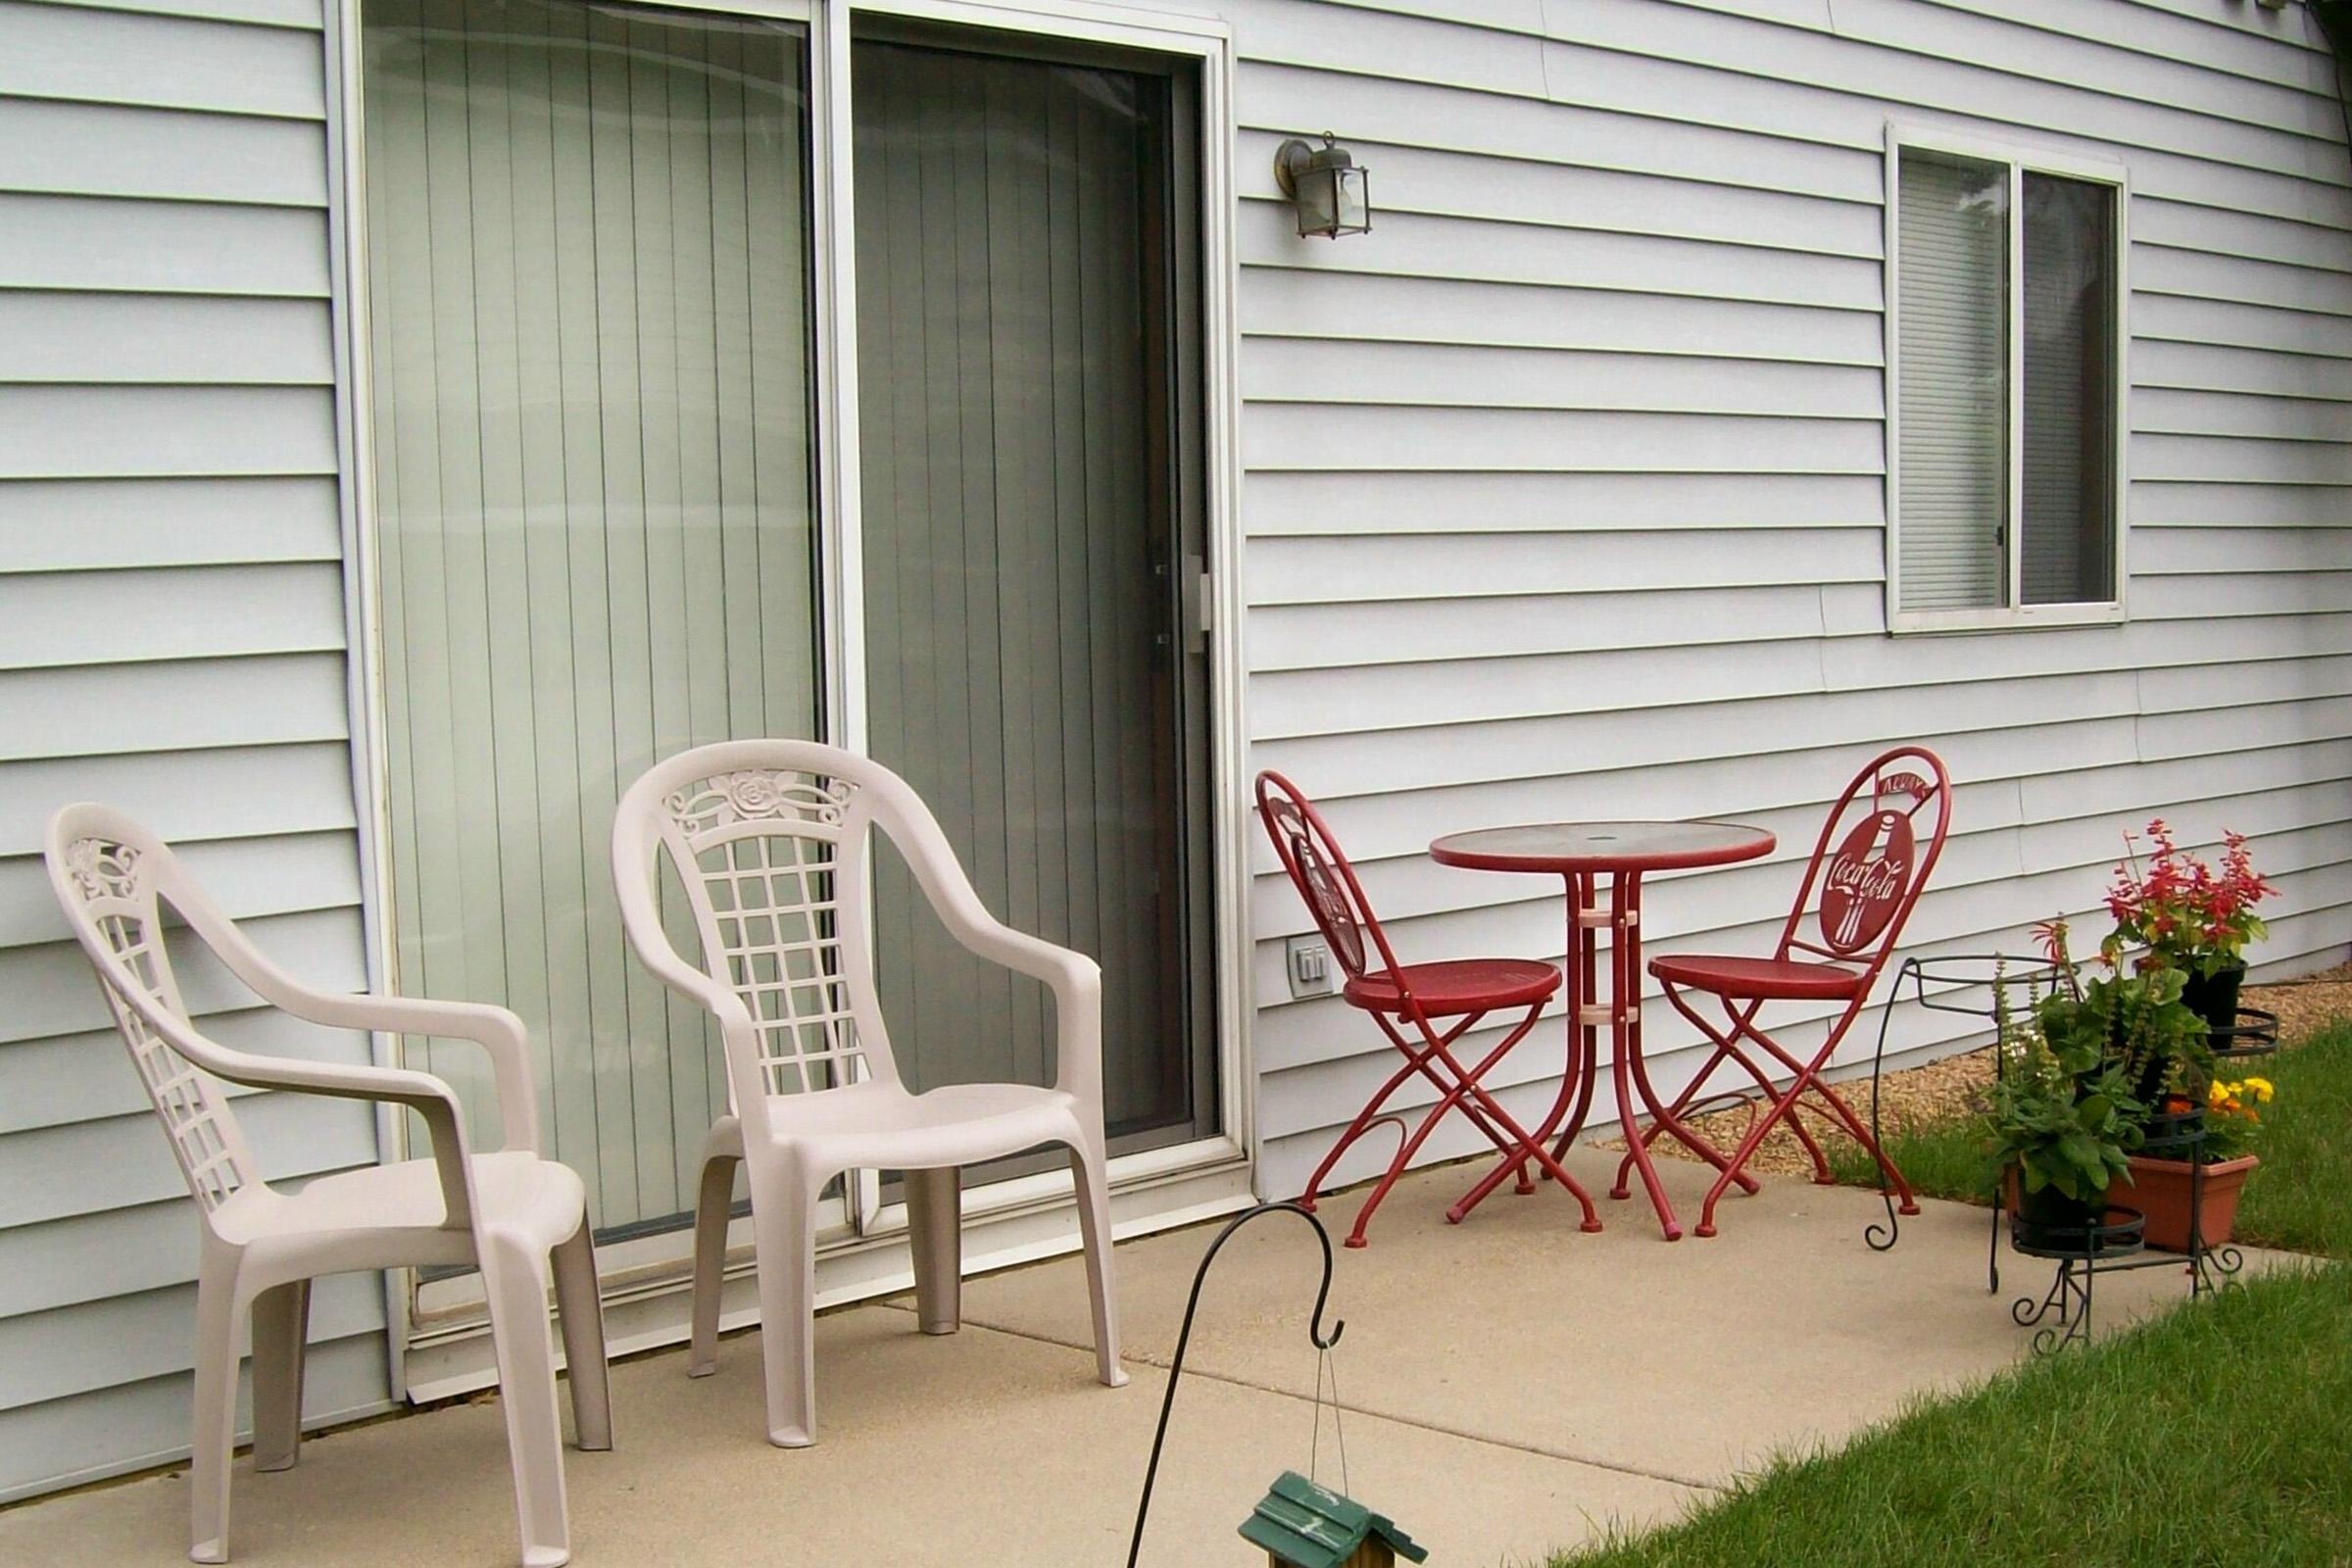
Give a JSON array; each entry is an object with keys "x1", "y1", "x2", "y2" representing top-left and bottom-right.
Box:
[{"x1": 324, "y1": 0, "x2": 1252, "y2": 1397}]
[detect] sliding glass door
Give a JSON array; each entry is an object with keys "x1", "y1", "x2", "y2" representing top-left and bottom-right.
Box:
[
  {"x1": 851, "y1": 30, "x2": 1217, "y2": 1157},
  {"x1": 358, "y1": 0, "x2": 1217, "y2": 1301},
  {"x1": 361, "y1": 0, "x2": 819, "y2": 1237}
]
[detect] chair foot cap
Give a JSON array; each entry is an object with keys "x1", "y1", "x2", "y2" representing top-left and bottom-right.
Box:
[
  {"x1": 1344, "y1": 1235, "x2": 1369, "y2": 1250},
  {"x1": 522, "y1": 1548, "x2": 570, "y2": 1568},
  {"x1": 768, "y1": 1428, "x2": 814, "y2": 1448},
  {"x1": 190, "y1": 1544, "x2": 227, "y2": 1564},
  {"x1": 1608, "y1": 1187, "x2": 1631, "y2": 1200},
  {"x1": 1102, "y1": 1368, "x2": 1130, "y2": 1389},
  {"x1": 1580, "y1": 1219, "x2": 1605, "y2": 1233},
  {"x1": 1691, "y1": 1225, "x2": 1714, "y2": 1239},
  {"x1": 1899, "y1": 1200, "x2": 1922, "y2": 1215}
]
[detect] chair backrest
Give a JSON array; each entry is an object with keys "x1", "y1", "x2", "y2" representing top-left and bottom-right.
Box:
[
  {"x1": 45, "y1": 805, "x2": 263, "y2": 1217},
  {"x1": 1773, "y1": 747, "x2": 1953, "y2": 984},
  {"x1": 613, "y1": 740, "x2": 921, "y2": 1111},
  {"x1": 1253, "y1": 771, "x2": 1406, "y2": 988}
]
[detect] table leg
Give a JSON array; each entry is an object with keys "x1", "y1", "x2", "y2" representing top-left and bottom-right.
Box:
[
  {"x1": 1446, "y1": 871, "x2": 1602, "y2": 1224},
  {"x1": 1605, "y1": 873, "x2": 1684, "y2": 1241}
]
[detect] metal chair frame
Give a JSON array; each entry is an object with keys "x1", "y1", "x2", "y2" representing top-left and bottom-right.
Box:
[
  {"x1": 1256, "y1": 772, "x2": 1601, "y2": 1248},
  {"x1": 1627, "y1": 747, "x2": 1953, "y2": 1238}
]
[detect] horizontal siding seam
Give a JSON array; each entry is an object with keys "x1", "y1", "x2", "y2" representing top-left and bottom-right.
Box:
[
  {"x1": 1236, "y1": 260, "x2": 1885, "y2": 316},
  {"x1": 1237, "y1": 327, "x2": 1886, "y2": 369},
  {"x1": 6, "y1": 0, "x2": 321, "y2": 32},
  {"x1": 0, "y1": 182, "x2": 325, "y2": 212},
  {"x1": 1236, "y1": 186, "x2": 1886, "y2": 261},
  {"x1": 0, "y1": 86, "x2": 324, "y2": 125}
]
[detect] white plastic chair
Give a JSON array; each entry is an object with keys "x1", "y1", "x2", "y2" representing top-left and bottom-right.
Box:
[
  {"x1": 45, "y1": 805, "x2": 612, "y2": 1568},
  {"x1": 612, "y1": 739, "x2": 1125, "y2": 1448}
]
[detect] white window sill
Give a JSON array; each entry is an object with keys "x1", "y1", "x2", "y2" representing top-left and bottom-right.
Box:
[{"x1": 1887, "y1": 602, "x2": 2127, "y2": 635}]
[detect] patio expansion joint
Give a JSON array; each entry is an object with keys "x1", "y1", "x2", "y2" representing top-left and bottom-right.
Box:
[{"x1": 875, "y1": 1300, "x2": 1723, "y2": 1496}]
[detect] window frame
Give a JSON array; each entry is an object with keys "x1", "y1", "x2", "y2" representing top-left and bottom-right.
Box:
[{"x1": 1884, "y1": 122, "x2": 2132, "y2": 634}]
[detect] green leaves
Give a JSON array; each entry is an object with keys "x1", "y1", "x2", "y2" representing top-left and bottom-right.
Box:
[{"x1": 1989, "y1": 1006, "x2": 2145, "y2": 1204}]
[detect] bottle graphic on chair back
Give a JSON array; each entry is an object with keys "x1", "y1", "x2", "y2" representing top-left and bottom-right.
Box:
[{"x1": 1819, "y1": 810, "x2": 1913, "y2": 954}]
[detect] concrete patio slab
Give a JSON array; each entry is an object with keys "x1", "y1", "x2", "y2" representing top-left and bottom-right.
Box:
[
  {"x1": 0, "y1": 1150, "x2": 2281, "y2": 1568},
  {"x1": 952, "y1": 1147, "x2": 2288, "y2": 1489},
  {"x1": 0, "y1": 1293, "x2": 1694, "y2": 1568}
]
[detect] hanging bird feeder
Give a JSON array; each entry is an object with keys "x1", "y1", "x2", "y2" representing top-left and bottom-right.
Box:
[{"x1": 1125, "y1": 1200, "x2": 1425, "y2": 1568}]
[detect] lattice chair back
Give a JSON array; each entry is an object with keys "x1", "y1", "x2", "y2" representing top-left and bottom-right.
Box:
[
  {"x1": 1776, "y1": 747, "x2": 1953, "y2": 981},
  {"x1": 1254, "y1": 770, "x2": 1406, "y2": 988},
  {"x1": 614, "y1": 740, "x2": 922, "y2": 1120},
  {"x1": 46, "y1": 805, "x2": 262, "y2": 1217}
]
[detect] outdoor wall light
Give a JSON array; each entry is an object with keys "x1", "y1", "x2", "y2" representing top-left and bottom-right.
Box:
[{"x1": 1274, "y1": 133, "x2": 1371, "y2": 239}]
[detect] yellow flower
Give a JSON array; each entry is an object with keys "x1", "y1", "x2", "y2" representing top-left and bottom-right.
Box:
[
  {"x1": 2244, "y1": 1077, "x2": 2275, "y2": 1103},
  {"x1": 2209, "y1": 1081, "x2": 2234, "y2": 1107}
]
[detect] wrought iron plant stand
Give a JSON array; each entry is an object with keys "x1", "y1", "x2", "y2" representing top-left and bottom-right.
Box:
[{"x1": 1861, "y1": 955, "x2": 2274, "y2": 1352}]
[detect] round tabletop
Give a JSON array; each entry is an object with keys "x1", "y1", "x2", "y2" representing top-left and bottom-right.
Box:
[{"x1": 1429, "y1": 819, "x2": 1776, "y2": 874}]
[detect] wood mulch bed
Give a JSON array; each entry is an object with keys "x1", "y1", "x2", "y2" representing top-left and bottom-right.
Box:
[{"x1": 1599, "y1": 959, "x2": 2352, "y2": 1180}]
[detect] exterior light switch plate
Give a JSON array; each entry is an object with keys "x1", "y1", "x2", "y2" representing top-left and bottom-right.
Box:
[{"x1": 1286, "y1": 936, "x2": 1335, "y2": 999}]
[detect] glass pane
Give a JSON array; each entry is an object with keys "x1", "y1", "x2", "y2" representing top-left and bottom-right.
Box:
[
  {"x1": 2021, "y1": 172, "x2": 2119, "y2": 606},
  {"x1": 1897, "y1": 149, "x2": 2010, "y2": 612},
  {"x1": 852, "y1": 39, "x2": 1212, "y2": 1149},
  {"x1": 362, "y1": 0, "x2": 817, "y2": 1234}
]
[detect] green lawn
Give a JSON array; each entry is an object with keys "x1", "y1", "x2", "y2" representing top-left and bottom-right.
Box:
[
  {"x1": 1548, "y1": 1022, "x2": 2352, "y2": 1568},
  {"x1": 1551, "y1": 1265, "x2": 2352, "y2": 1568}
]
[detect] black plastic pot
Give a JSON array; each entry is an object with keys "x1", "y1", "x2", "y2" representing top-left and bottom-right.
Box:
[
  {"x1": 2181, "y1": 964, "x2": 2246, "y2": 1037},
  {"x1": 2013, "y1": 1179, "x2": 2102, "y2": 1233}
]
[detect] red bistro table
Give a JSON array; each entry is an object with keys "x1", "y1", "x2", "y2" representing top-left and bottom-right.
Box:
[{"x1": 1430, "y1": 821, "x2": 1775, "y2": 1241}]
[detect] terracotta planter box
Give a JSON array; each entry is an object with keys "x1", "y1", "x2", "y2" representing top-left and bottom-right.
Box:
[{"x1": 2109, "y1": 1152, "x2": 2259, "y2": 1253}]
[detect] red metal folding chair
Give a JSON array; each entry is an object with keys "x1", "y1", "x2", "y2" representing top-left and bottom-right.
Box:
[
  {"x1": 1626, "y1": 747, "x2": 1953, "y2": 1238},
  {"x1": 1256, "y1": 771, "x2": 1602, "y2": 1248}
]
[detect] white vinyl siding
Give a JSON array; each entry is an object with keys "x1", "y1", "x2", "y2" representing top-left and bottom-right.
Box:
[
  {"x1": 0, "y1": 0, "x2": 386, "y2": 1501},
  {"x1": 1227, "y1": 0, "x2": 2352, "y2": 1204}
]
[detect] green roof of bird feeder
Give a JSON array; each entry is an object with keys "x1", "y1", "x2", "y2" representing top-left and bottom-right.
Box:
[{"x1": 1238, "y1": 1471, "x2": 1428, "y2": 1568}]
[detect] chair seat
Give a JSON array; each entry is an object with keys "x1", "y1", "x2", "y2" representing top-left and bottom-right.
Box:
[
  {"x1": 1345, "y1": 957, "x2": 1561, "y2": 1017},
  {"x1": 737, "y1": 1079, "x2": 1085, "y2": 1170},
  {"x1": 219, "y1": 1150, "x2": 587, "y2": 1252},
  {"x1": 1648, "y1": 953, "x2": 1866, "y2": 1001}
]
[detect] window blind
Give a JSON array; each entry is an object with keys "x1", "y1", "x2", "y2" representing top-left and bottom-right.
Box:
[
  {"x1": 1897, "y1": 150, "x2": 2010, "y2": 613},
  {"x1": 362, "y1": 0, "x2": 818, "y2": 1232}
]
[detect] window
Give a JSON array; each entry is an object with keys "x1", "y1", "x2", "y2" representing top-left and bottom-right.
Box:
[{"x1": 1888, "y1": 131, "x2": 2127, "y2": 629}]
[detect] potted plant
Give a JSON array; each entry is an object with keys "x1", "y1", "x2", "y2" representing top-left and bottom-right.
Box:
[
  {"x1": 2038, "y1": 953, "x2": 2213, "y2": 1122},
  {"x1": 2116, "y1": 1073, "x2": 2272, "y2": 1253},
  {"x1": 2100, "y1": 820, "x2": 2277, "y2": 1034},
  {"x1": 1987, "y1": 942, "x2": 2145, "y2": 1237}
]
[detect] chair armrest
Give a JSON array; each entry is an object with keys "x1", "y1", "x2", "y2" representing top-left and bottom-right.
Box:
[
  {"x1": 624, "y1": 930, "x2": 765, "y2": 1043},
  {"x1": 881, "y1": 795, "x2": 1106, "y2": 1106},
  {"x1": 170, "y1": 885, "x2": 543, "y2": 1155},
  {"x1": 118, "y1": 980, "x2": 481, "y2": 1231},
  {"x1": 974, "y1": 924, "x2": 1105, "y2": 1106}
]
